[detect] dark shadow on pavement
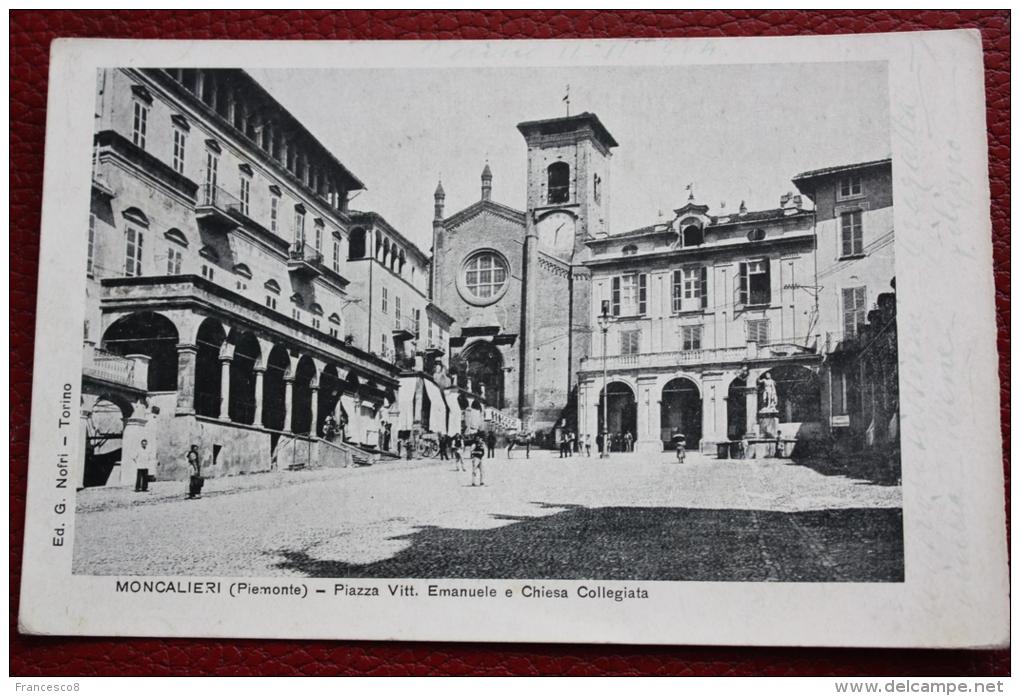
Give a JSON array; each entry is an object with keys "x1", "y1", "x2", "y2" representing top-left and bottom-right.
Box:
[
  {"x1": 273, "y1": 505, "x2": 903, "y2": 582},
  {"x1": 789, "y1": 449, "x2": 902, "y2": 487}
]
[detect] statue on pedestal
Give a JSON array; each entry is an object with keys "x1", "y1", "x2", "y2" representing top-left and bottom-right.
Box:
[{"x1": 758, "y1": 371, "x2": 779, "y2": 413}]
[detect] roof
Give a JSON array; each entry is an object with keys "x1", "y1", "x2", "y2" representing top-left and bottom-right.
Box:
[
  {"x1": 792, "y1": 157, "x2": 892, "y2": 184},
  {"x1": 443, "y1": 199, "x2": 526, "y2": 229},
  {"x1": 591, "y1": 206, "x2": 810, "y2": 245},
  {"x1": 516, "y1": 112, "x2": 619, "y2": 149}
]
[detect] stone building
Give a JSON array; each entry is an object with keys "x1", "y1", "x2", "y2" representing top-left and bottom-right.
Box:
[
  {"x1": 792, "y1": 158, "x2": 897, "y2": 451},
  {"x1": 432, "y1": 113, "x2": 617, "y2": 438},
  {"x1": 577, "y1": 192, "x2": 823, "y2": 454},
  {"x1": 82, "y1": 68, "x2": 402, "y2": 487}
]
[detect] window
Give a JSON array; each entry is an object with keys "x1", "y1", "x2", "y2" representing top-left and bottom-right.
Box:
[
  {"x1": 87, "y1": 213, "x2": 96, "y2": 276},
  {"x1": 394, "y1": 295, "x2": 402, "y2": 329},
  {"x1": 547, "y1": 162, "x2": 570, "y2": 204},
  {"x1": 313, "y1": 221, "x2": 323, "y2": 252},
  {"x1": 428, "y1": 319, "x2": 434, "y2": 346},
  {"x1": 620, "y1": 329, "x2": 640, "y2": 355},
  {"x1": 201, "y1": 264, "x2": 214, "y2": 280},
  {"x1": 380, "y1": 334, "x2": 388, "y2": 357},
  {"x1": 462, "y1": 251, "x2": 509, "y2": 300},
  {"x1": 293, "y1": 208, "x2": 305, "y2": 245},
  {"x1": 239, "y1": 174, "x2": 251, "y2": 216},
  {"x1": 236, "y1": 280, "x2": 247, "y2": 291},
  {"x1": 840, "y1": 211, "x2": 864, "y2": 257},
  {"x1": 203, "y1": 151, "x2": 218, "y2": 204},
  {"x1": 611, "y1": 273, "x2": 647, "y2": 316},
  {"x1": 131, "y1": 101, "x2": 148, "y2": 149},
  {"x1": 681, "y1": 224, "x2": 704, "y2": 247},
  {"x1": 167, "y1": 247, "x2": 182, "y2": 275},
  {"x1": 593, "y1": 173, "x2": 602, "y2": 203},
  {"x1": 746, "y1": 318, "x2": 770, "y2": 345},
  {"x1": 838, "y1": 175, "x2": 863, "y2": 199},
  {"x1": 332, "y1": 238, "x2": 341, "y2": 272},
  {"x1": 312, "y1": 317, "x2": 321, "y2": 330},
  {"x1": 292, "y1": 307, "x2": 301, "y2": 321},
  {"x1": 738, "y1": 259, "x2": 770, "y2": 306},
  {"x1": 265, "y1": 295, "x2": 277, "y2": 310},
  {"x1": 842, "y1": 286, "x2": 868, "y2": 339},
  {"x1": 125, "y1": 227, "x2": 143, "y2": 277},
  {"x1": 172, "y1": 128, "x2": 186, "y2": 174},
  {"x1": 269, "y1": 193, "x2": 279, "y2": 233},
  {"x1": 414, "y1": 309, "x2": 421, "y2": 337},
  {"x1": 681, "y1": 325, "x2": 702, "y2": 351},
  {"x1": 381, "y1": 286, "x2": 388, "y2": 314},
  {"x1": 747, "y1": 228, "x2": 766, "y2": 242},
  {"x1": 672, "y1": 267, "x2": 707, "y2": 312}
]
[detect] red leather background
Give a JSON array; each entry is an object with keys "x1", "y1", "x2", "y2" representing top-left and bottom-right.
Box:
[{"x1": 10, "y1": 10, "x2": 1010, "y2": 677}]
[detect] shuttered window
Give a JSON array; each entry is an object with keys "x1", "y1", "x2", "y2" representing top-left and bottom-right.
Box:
[
  {"x1": 746, "y1": 318, "x2": 770, "y2": 345},
  {"x1": 738, "y1": 259, "x2": 770, "y2": 307},
  {"x1": 840, "y1": 211, "x2": 864, "y2": 256},
  {"x1": 842, "y1": 286, "x2": 867, "y2": 339},
  {"x1": 612, "y1": 273, "x2": 647, "y2": 316},
  {"x1": 681, "y1": 325, "x2": 702, "y2": 351},
  {"x1": 620, "y1": 329, "x2": 641, "y2": 355},
  {"x1": 124, "y1": 227, "x2": 143, "y2": 277}
]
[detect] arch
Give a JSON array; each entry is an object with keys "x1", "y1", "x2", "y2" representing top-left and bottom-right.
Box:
[
  {"x1": 747, "y1": 228, "x2": 767, "y2": 242},
  {"x1": 382, "y1": 238, "x2": 391, "y2": 266},
  {"x1": 349, "y1": 226, "x2": 367, "y2": 259},
  {"x1": 101, "y1": 311, "x2": 180, "y2": 391},
  {"x1": 317, "y1": 364, "x2": 343, "y2": 436},
  {"x1": 597, "y1": 381, "x2": 637, "y2": 450},
  {"x1": 768, "y1": 365, "x2": 822, "y2": 424},
  {"x1": 194, "y1": 317, "x2": 226, "y2": 417},
  {"x1": 291, "y1": 355, "x2": 317, "y2": 434},
  {"x1": 232, "y1": 263, "x2": 252, "y2": 279},
  {"x1": 398, "y1": 248, "x2": 406, "y2": 275},
  {"x1": 264, "y1": 278, "x2": 281, "y2": 294},
  {"x1": 164, "y1": 228, "x2": 189, "y2": 247},
  {"x1": 228, "y1": 332, "x2": 261, "y2": 424},
  {"x1": 83, "y1": 396, "x2": 129, "y2": 487},
  {"x1": 726, "y1": 375, "x2": 748, "y2": 439},
  {"x1": 262, "y1": 344, "x2": 290, "y2": 430},
  {"x1": 621, "y1": 244, "x2": 638, "y2": 256},
  {"x1": 547, "y1": 161, "x2": 570, "y2": 204},
  {"x1": 460, "y1": 341, "x2": 504, "y2": 409},
  {"x1": 681, "y1": 223, "x2": 704, "y2": 248},
  {"x1": 309, "y1": 303, "x2": 324, "y2": 316},
  {"x1": 121, "y1": 207, "x2": 150, "y2": 228},
  {"x1": 660, "y1": 377, "x2": 702, "y2": 449}
]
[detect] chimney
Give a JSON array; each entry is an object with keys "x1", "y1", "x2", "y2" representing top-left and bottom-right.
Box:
[
  {"x1": 481, "y1": 163, "x2": 492, "y2": 201},
  {"x1": 780, "y1": 192, "x2": 792, "y2": 208},
  {"x1": 739, "y1": 200, "x2": 747, "y2": 215},
  {"x1": 792, "y1": 194, "x2": 803, "y2": 209},
  {"x1": 433, "y1": 180, "x2": 445, "y2": 221}
]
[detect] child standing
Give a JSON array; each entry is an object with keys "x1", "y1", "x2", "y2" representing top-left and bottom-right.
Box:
[{"x1": 470, "y1": 435, "x2": 486, "y2": 487}]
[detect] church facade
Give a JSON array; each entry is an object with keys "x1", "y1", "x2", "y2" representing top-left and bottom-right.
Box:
[{"x1": 432, "y1": 113, "x2": 617, "y2": 437}]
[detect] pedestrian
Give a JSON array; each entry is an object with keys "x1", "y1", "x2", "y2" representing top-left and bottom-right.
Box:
[
  {"x1": 186, "y1": 444, "x2": 203, "y2": 499},
  {"x1": 596, "y1": 432, "x2": 604, "y2": 456},
  {"x1": 469, "y1": 434, "x2": 486, "y2": 487},
  {"x1": 507, "y1": 433, "x2": 516, "y2": 459},
  {"x1": 486, "y1": 430, "x2": 496, "y2": 458},
  {"x1": 569, "y1": 431, "x2": 577, "y2": 456},
  {"x1": 624, "y1": 431, "x2": 634, "y2": 452},
  {"x1": 584, "y1": 434, "x2": 592, "y2": 457},
  {"x1": 525, "y1": 432, "x2": 531, "y2": 459},
  {"x1": 452, "y1": 432, "x2": 465, "y2": 471},
  {"x1": 439, "y1": 433, "x2": 449, "y2": 461}
]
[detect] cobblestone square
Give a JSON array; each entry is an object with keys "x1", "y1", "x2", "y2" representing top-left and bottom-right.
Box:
[{"x1": 73, "y1": 450, "x2": 903, "y2": 582}]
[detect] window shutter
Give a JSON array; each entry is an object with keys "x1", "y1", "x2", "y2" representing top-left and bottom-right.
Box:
[
  {"x1": 672, "y1": 270, "x2": 681, "y2": 312},
  {"x1": 853, "y1": 215, "x2": 864, "y2": 254},
  {"x1": 761, "y1": 259, "x2": 771, "y2": 304},
  {"x1": 699, "y1": 266, "x2": 708, "y2": 309},
  {"x1": 611, "y1": 276, "x2": 621, "y2": 316},
  {"x1": 638, "y1": 274, "x2": 647, "y2": 315},
  {"x1": 842, "y1": 288, "x2": 856, "y2": 338},
  {"x1": 738, "y1": 262, "x2": 748, "y2": 306}
]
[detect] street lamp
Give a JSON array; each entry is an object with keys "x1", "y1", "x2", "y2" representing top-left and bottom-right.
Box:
[{"x1": 598, "y1": 300, "x2": 612, "y2": 459}]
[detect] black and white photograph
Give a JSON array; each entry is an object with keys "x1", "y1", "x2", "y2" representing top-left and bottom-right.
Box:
[{"x1": 17, "y1": 33, "x2": 1007, "y2": 647}]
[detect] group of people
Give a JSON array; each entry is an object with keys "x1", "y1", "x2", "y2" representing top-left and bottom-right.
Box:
[
  {"x1": 438, "y1": 430, "x2": 497, "y2": 462},
  {"x1": 595, "y1": 430, "x2": 635, "y2": 453}
]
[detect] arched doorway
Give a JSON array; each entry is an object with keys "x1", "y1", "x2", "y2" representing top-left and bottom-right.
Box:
[
  {"x1": 228, "y1": 332, "x2": 260, "y2": 424},
  {"x1": 348, "y1": 227, "x2": 367, "y2": 259},
  {"x1": 195, "y1": 318, "x2": 226, "y2": 417},
  {"x1": 101, "y1": 311, "x2": 180, "y2": 391},
  {"x1": 83, "y1": 395, "x2": 131, "y2": 487},
  {"x1": 291, "y1": 356, "x2": 317, "y2": 434},
  {"x1": 262, "y1": 344, "x2": 290, "y2": 431},
  {"x1": 660, "y1": 377, "x2": 702, "y2": 449},
  {"x1": 727, "y1": 376, "x2": 747, "y2": 439},
  {"x1": 598, "y1": 381, "x2": 637, "y2": 449},
  {"x1": 317, "y1": 364, "x2": 343, "y2": 436},
  {"x1": 460, "y1": 341, "x2": 504, "y2": 409},
  {"x1": 769, "y1": 365, "x2": 822, "y2": 424}
]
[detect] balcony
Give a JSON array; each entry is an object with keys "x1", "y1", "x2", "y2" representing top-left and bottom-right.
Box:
[
  {"x1": 287, "y1": 241, "x2": 324, "y2": 276},
  {"x1": 195, "y1": 183, "x2": 243, "y2": 230},
  {"x1": 578, "y1": 342, "x2": 817, "y2": 375},
  {"x1": 82, "y1": 344, "x2": 148, "y2": 392}
]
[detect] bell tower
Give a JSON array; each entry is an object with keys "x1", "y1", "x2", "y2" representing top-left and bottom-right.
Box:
[{"x1": 515, "y1": 113, "x2": 618, "y2": 433}]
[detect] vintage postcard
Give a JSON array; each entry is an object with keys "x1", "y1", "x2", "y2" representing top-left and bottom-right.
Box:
[{"x1": 18, "y1": 30, "x2": 1008, "y2": 647}]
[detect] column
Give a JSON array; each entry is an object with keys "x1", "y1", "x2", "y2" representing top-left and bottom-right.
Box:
[
  {"x1": 283, "y1": 377, "x2": 294, "y2": 433},
  {"x1": 310, "y1": 385, "x2": 320, "y2": 437},
  {"x1": 635, "y1": 376, "x2": 661, "y2": 454},
  {"x1": 744, "y1": 386, "x2": 759, "y2": 438},
  {"x1": 219, "y1": 355, "x2": 232, "y2": 421},
  {"x1": 700, "y1": 373, "x2": 725, "y2": 448},
  {"x1": 175, "y1": 344, "x2": 197, "y2": 415},
  {"x1": 252, "y1": 367, "x2": 265, "y2": 426}
]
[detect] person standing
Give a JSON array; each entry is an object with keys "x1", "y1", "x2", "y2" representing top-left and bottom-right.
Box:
[
  {"x1": 452, "y1": 432, "x2": 465, "y2": 471},
  {"x1": 584, "y1": 434, "x2": 592, "y2": 457},
  {"x1": 438, "y1": 433, "x2": 449, "y2": 461},
  {"x1": 186, "y1": 445, "x2": 202, "y2": 499},
  {"x1": 507, "y1": 432, "x2": 517, "y2": 459},
  {"x1": 486, "y1": 430, "x2": 496, "y2": 458},
  {"x1": 469, "y1": 434, "x2": 486, "y2": 487}
]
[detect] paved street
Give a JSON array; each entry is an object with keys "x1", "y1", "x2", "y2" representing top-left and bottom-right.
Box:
[{"x1": 73, "y1": 450, "x2": 903, "y2": 581}]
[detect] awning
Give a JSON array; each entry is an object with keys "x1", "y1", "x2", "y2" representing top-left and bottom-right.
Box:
[
  {"x1": 444, "y1": 388, "x2": 462, "y2": 436},
  {"x1": 423, "y1": 378, "x2": 448, "y2": 435},
  {"x1": 397, "y1": 376, "x2": 419, "y2": 431}
]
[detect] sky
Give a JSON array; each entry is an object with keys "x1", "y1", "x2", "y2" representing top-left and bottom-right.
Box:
[{"x1": 251, "y1": 61, "x2": 889, "y2": 252}]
